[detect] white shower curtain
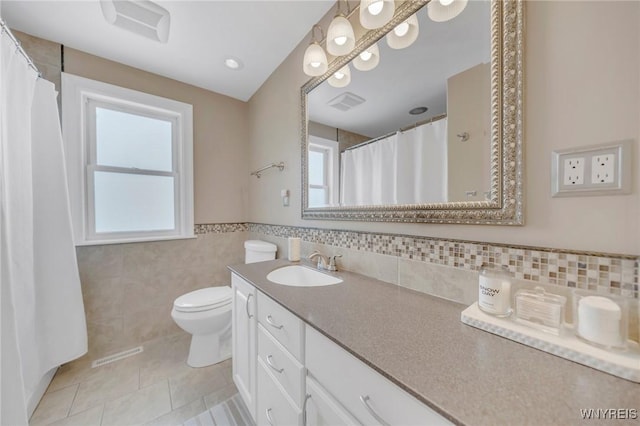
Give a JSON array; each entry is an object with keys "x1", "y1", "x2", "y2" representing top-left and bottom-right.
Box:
[
  {"x1": 396, "y1": 119, "x2": 448, "y2": 204},
  {"x1": 1, "y1": 35, "x2": 87, "y2": 425},
  {"x1": 340, "y1": 119, "x2": 448, "y2": 206},
  {"x1": 341, "y1": 133, "x2": 398, "y2": 206}
]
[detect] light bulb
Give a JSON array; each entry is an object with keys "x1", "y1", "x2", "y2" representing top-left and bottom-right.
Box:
[
  {"x1": 360, "y1": 50, "x2": 373, "y2": 61},
  {"x1": 334, "y1": 72, "x2": 345, "y2": 80},
  {"x1": 334, "y1": 36, "x2": 347, "y2": 46},
  {"x1": 394, "y1": 22, "x2": 410, "y2": 37},
  {"x1": 439, "y1": 0, "x2": 455, "y2": 6},
  {"x1": 367, "y1": 0, "x2": 384, "y2": 15},
  {"x1": 310, "y1": 61, "x2": 321, "y2": 68}
]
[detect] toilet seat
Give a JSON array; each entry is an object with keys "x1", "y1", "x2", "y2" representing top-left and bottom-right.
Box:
[{"x1": 173, "y1": 287, "x2": 232, "y2": 313}]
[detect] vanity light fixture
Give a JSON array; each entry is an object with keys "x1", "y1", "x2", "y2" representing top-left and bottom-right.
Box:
[
  {"x1": 359, "y1": 0, "x2": 395, "y2": 29},
  {"x1": 353, "y1": 42, "x2": 380, "y2": 71},
  {"x1": 386, "y1": 13, "x2": 419, "y2": 49},
  {"x1": 303, "y1": 25, "x2": 328, "y2": 77},
  {"x1": 328, "y1": 64, "x2": 351, "y2": 88},
  {"x1": 326, "y1": 0, "x2": 355, "y2": 56},
  {"x1": 427, "y1": 0, "x2": 469, "y2": 23}
]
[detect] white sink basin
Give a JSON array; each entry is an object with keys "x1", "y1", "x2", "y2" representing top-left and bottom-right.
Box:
[{"x1": 266, "y1": 265, "x2": 343, "y2": 287}]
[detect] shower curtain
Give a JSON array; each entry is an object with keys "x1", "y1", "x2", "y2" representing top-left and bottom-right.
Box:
[
  {"x1": 340, "y1": 118, "x2": 448, "y2": 205},
  {"x1": 1, "y1": 35, "x2": 87, "y2": 424},
  {"x1": 340, "y1": 132, "x2": 398, "y2": 205}
]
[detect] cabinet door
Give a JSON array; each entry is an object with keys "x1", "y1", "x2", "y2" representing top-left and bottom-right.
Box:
[
  {"x1": 232, "y1": 274, "x2": 257, "y2": 421},
  {"x1": 306, "y1": 376, "x2": 360, "y2": 426},
  {"x1": 306, "y1": 326, "x2": 451, "y2": 426}
]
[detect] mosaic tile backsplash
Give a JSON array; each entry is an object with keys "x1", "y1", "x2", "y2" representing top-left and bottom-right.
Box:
[
  {"x1": 195, "y1": 223, "x2": 248, "y2": 235},
  {"x1": 246, "y1": 223, "x2": 639, "y2": 299}
]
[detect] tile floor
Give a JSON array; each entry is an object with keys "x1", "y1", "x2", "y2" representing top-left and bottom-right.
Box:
[{"x1": 29, "y1": 332, "x2": 238, "y2": 426}]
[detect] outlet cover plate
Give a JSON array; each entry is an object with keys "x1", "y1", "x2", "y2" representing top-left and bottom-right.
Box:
[{"x1": 551, "y1": 140, "x2": 633, "y2": 197}]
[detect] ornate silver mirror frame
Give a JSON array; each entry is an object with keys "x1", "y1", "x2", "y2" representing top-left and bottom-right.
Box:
[{"x1": 301, "y1": 0, "x2": 524, "y2": 225}]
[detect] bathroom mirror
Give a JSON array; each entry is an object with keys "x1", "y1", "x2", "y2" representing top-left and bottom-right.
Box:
[{"x1": 301, "y1": 0, "x2": 524, "y2": 224}]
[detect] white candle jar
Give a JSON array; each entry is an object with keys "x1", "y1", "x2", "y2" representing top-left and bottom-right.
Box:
[
  {"x1": 573, "y1": 290, "x2": 628, "y2": 350},
  {"x1": 478, "y1": 265, "x2": 513, "y2": 317}
]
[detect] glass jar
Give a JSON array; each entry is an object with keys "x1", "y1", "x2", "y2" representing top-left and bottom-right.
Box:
[{"x1": 478, "y1": 265, "x2": 512, "y2": 317}]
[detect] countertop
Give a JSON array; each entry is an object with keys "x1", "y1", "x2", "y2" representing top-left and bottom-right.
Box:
[{"x1": 228, "y1": 259, "x2": 640, "y2": 425}]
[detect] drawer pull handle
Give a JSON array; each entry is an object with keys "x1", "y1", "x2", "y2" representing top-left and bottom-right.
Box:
[
  {"x1": 303, "y1": 394, "x2": 311, "y2": 426},
  {"x1": 246, "y1": 293, "x2": 254, "y2": 319},
  {"x1": 266, "y1": 315, "x2": 284, "y2": 330},
  {"x1": 266, "y1": 408, "x2": 275, "y2": 426},
  {"x1": 266, "y1": 355, "x2": 284, "y2": 373},
  {"x1": 360, "y1": 395, "x2": 390, "y2": 426}
]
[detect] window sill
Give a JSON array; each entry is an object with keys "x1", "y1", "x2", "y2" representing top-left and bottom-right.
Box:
[{"x1": 75, "y1": 233, "x2": 196, "y2": 247}]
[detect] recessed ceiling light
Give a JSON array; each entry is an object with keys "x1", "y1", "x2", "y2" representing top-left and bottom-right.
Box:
[
  {"x1": 409, "y1": 106, "x2": 428, "y2": 115},
  {"x1": 224, "y1": 57, "x2": 243, "y2": 70}
]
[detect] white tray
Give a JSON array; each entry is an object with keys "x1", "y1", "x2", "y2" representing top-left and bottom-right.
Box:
[{"x1": 461, "y1": 302, "x2": 640, "y2": 383}]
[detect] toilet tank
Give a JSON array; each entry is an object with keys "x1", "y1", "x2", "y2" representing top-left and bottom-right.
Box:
[{"x1": 244, "y1": 240, "x2": 277, "y2": 264}]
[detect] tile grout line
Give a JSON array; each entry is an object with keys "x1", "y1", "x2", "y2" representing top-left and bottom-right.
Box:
[
  {"x1": 99, "y1": 402, "x2": 105, "y2": 426},
  {"x1": 168, "y1": 377, "x2": 175, "y2": 410},
  {"x1": 62, "y1": 383, "x2": 81, "y2": 422}
]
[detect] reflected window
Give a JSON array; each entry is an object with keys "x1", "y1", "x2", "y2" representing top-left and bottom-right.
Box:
[{"x1": 308, "y1": 136, "x2": 339, "y2": 207}]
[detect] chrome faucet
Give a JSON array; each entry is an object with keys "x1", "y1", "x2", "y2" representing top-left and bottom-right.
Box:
[{"x1": 308, "y1": 251, "x2": 342, "y2": 271}]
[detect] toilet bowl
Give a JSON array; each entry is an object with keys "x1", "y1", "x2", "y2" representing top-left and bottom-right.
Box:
[
  {"x1": 171, "y1": 286, "x2": 233, "y2": 367},
  {"x1": 172, "y1": 239, "x2": 277, "y2": 367}
]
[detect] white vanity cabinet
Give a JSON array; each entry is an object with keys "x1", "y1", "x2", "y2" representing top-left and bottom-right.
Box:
[
  {"x1": 256, "y1": 291, "x2": 305, "y2": 424},
  {"x1": 232, "y1": 271, "x2": 451, "y2": 426},
  {"x1": 231, "y1": 274, "x2": 257, "y2": 420},
  {"x1": 306, "y1": 325, "x2": 452, "y2": 426},
  {"x1": 305, "y1": 376, "x2": 360, "y2": 426}
]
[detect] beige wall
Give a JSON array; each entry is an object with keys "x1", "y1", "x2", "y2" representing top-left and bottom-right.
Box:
[
  {"x1": 13, "y1": 30, "x2": 61, "y2": 95},
  {"x1": 447, "y1": 63, "x2": 490, "y2": 202},
  {"x1": 61, "y1": 50, "x2": 252, "y2": 356},
  {"x1": 77, "y1": 232, "x2": 246, "y2": 358},
  {"x1": 248, "y1": 0, "x2": 640, "y2": 256},
  {"x1": 64, "y1": 48, "x2": 249, "y2": 224},
  {"x1": 16, "y1": 33, "x2": 254, "y2": 357}
]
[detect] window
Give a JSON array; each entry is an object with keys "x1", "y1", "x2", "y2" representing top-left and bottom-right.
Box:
[
  {"x1": 308, "y1": 136, "x2": 339, "y2": 207},
  {"x1": 62, "y1": 73, "x2": 194, "y2": 245}
]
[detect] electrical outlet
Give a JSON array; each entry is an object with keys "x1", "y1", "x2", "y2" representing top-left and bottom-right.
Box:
[
  {"x1": 563, "y1": 157, "x2": 584, "y2": 185},
  {"x1": 591, "y1": 154, "x2": 615, "y2": 184},
  {"x1": 551, "y1": 140, "x2": 632, "y2": 197}
]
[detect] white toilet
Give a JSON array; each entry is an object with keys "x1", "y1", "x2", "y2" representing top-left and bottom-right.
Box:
[{"x1": 171, "y1": 240, "x2": 277, "y2": 367}]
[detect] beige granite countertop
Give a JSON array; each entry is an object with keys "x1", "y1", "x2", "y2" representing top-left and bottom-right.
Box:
[{"x1": 228, "y1": 259, "x2": 639, "y2": 426}]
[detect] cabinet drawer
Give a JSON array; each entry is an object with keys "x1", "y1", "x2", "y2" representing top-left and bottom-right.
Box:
[
  {"x1": 306, "y1": 376, "x2": 360, "y2": 426},
  {"x1": 306, "y1": 326, "x2": 451, "y2": 426},
  {"x1": 258, "y1": 291, "x2": 304, "y2": 361},
  {"x1": 257, "y1": 358, "x2": 302, "y2": 426},
  {"x1": 258, "y1": 323, "x2": 305, "y2": 408}
]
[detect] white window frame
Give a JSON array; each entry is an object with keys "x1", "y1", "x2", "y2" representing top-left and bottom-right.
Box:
[
  {"x1": 308, "y1": 136, "x2": 339, "y2": 207},
  {"x1": 62, "y1": 73, "x2": 194, "y2": 245}
]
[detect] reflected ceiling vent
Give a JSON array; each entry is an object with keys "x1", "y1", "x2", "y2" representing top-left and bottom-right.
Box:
[
  {"x1": 100, "y1": 0, "x2": 170, "y2": 43},
  {"x1": 327, "y1": 92, "x2": 366, "y2": 112}
]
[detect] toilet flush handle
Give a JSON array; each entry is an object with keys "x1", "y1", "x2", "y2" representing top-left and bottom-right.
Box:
[{"x1": 246, "y1": 293, "x2": 254, "y2": 319}]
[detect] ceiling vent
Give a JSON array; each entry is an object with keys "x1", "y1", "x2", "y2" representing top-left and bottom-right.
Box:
[
  {"x1": 100, "y1": 0, "x2": 170, "y2": 43},
  {"x1": 327, "y1": 92, "x2": 366, "y2": 112}
]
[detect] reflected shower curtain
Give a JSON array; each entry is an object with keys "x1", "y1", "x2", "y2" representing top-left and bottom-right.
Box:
[
  {"x1": 396, "y1": 119, "x2": 448, "y2": 204},
  {"x1": 340, "y1": 119, "x2": 448, "y2": 206},
  {"x1": 340, "y1": 133, "x2": 398, "y2": 206},
  {"x1": 1, "y1": 35, "x2": 87, "y2": 424}
]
